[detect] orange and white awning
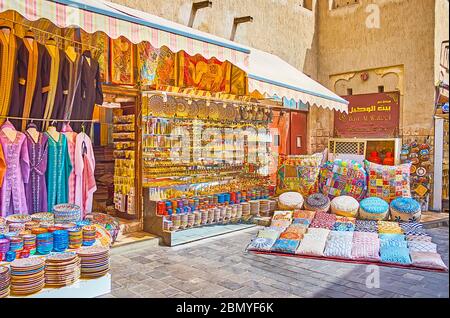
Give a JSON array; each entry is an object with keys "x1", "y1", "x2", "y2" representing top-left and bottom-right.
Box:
[{"x1": 0, "y1": 0, "x2": 250, "y2": 70}]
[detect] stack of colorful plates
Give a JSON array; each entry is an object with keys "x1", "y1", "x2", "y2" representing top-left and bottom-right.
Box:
[
  {"x1": 0, "y1": 266, "x2": 10, "y2": 298},
  {"x1": 8, "y1": 236, "x2": 23, "y2": 254},
  {"x1": 10, "y1": 258, "x2": 45, "y2": 296},
  {"x1": 241, "y1": 202, "x2": 250, "y2": 216},
  {"x1": 47, "y1": 226, "x2": 64, "y2": 233},
  {"x1": 0, "y1": 238, "x2": 10, "y2": 257},
  {"x1": 77, "y1": 246, "x2": 110, "y2": 278},
  {"x1": 249, "y1": 200, "x2": 260, "y2": 216},
  {"x1": 21, "y1": 234, "x2": 36, "y2": 255},
  {"x1": 56, "y1": 223, "x2": 77, "y2": 230},
  {"x1": 25, "y1": 221, "x2": 39, "y2": 231},
  {"x1": 45, "y1": 252, "x2": 80, "y2": 287},
  {"x1": 31, "y1": 212, "x2": 54, "y2": 224},
  {"x1": 36, "y1": 233, "x2": 53, "y2": 255},
  {"x1": 6, "y1": 214, "x2": 32, "y2": 226},
  {"x1": 0, "y1": 223, "x2": 7, "y2": 235},
  {"x1": 53, "y1": 204, "x2": 82, "y2": 224},
  {"x1": 39, "y1": 222, "x2": 54, "y2": 228},
  {"x1": 82, "y1": 226, "x2": 96, "y2": 246},
  {"x1": 9, "y1": 222, "x2": 25, "y2": 233},
  {"x1": 68, "y1": 227, "x2": 83, "y2": 249},
  {"x1": 52, "y1": 230, "x2": 69, "y2": 252},
  {"x1": 259, "y1": 200, "x2": 271, "y2": 216},
  {"x1": 84, "y1": 213, "x2": 120, "y2": 243}
]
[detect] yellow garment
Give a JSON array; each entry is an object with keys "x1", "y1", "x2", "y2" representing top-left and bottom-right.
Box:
[{"x1": 0, "y1": 31, "x2": 17, "y2": 124}]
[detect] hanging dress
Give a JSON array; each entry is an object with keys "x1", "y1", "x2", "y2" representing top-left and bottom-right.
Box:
[
  {"x1": 0, "y1": 121, "x2": 30, "y2": 216},
  {"x1": 61, "y1": 123, "x2": 77, "y2": 204},
  {"x1": 74, "y1": 132, "x2": 96, "y2": 217},
  {"x1": 45, "y1": 132, "x2": 72, "y2": 211},
  {"x1": 24, "y1": 125, "x2": 48, "y2": 213},
  {"x1": 0, "y1": 145, "x2": 6, "y2": 188}
]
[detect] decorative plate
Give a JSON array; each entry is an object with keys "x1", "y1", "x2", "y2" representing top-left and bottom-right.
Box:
[
  {"x1": 416, "y1": 167, "x2": 427, "y2": 177},
  {"x1": 10, "y1": 257, "x2": 45, "y2": 269},
  {"x1": 197, "y1": 100, "x2": 209, "y2": 119},
  {"x1": 208, "y1": 102, "x2": 220, "y2": 120},
  {"x1": 165, "y1": 96, "x2": 177, "y2": 117},
  {"x1": 148, "y1": 95, "x2": 164, "y2": 116},
  {"x1": 77, "y1": 246, "x2": 109, "y2": 257},
  {"x1": 6, "y1": 214, "x2": 32, "y2": 224},
  {"x1": 46, "y1": 252, "x2": 77, "y2": 262},
  {"x1": 175, "y1": 98, "x2": 188, "y2": 117},
  {"x1": 410, "y1": 165, "x2": 417, "y2": 174},
  {"x1": 188, "y1": 100, "x2": 199, "y2": 118},
  {"x1": 93, "y1": 224, "x2": 112, "y2": 247}
]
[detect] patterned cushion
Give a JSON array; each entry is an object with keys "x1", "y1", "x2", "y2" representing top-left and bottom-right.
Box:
[
  {"x1": 364, "y1": 160, "x2": 411, "y2": 203},
  {"x1": 379, "y1": 233, "x2": 406, "y2": 242},
  {"x1": 390, "y1": 198, "x2": 421, "y2": 222},
  {"x1": 277, "y1": 192, "x2": 304, "y2": 210},
  {"x1": 284, "y1": 226, "x2": 308, "y2": 235},
  {"x1": 324, "y1": 231, "x2": 354, "y2": 259},
  {"x1": 355, "y1": 220, "x2": 378, "y2": 233},
  {"x1": 378, "y1": 221, "x2": 403, "y2": 234},
  {"x1": 256, "y1": 229, "x2": 280, "y2": 241},
  {"x1": 277, "y1": 154, "x2": 323, "y2": 196},
  {"x1": 406, "y1": 234, "x2": 433, "y2": 242},
  {"x1": 247, "y1": 237, "x2": 276, "y2": 251},
  {"x1": 359, "y1": 197, "x2": 390, "y2": 220},
  {"x1": 269, "y1": 219, "x2": 292, "y2": 230},
  {"x1": 408, "y1": 241, "x2": 437, "y2": 253},
  {"x1": 351, "y1": 241, "x2": 381, "y2": 261},
  {"x1": 304, "y1": 193, "x2": 331, "y2": 213},
  {"x1": 292, "y1": 210, "x2": 316, "y2": 220},
  {"x1": 330, "y1": 196, "x2": 359, "y2": 217},
  {"x1": 272, "y1": 211, "x2": 294, "y2": 221},
  {"x1": 333, "y1": 222, "x2": 355, "y2": 232},
  {"x1": 319, "y1": 159, "x2": 367, "y2": 200},
  {"x1": 292, "y1": 218, "x2": 311, "y2": 227},
  {"x1": 306, "y1": 227, "x2": 331, "y2": 239},
  {"x1": 399, "y1": 222, "x2": 426, "y2": 236},
  {"x1": 310, "y1": 212, "x2": 336, "y2": 230},
  {"x1": 271, "y1": 239, "x2": 300, "y2": 253},
  {"x1": 353, "y1": 231, "x2": 379, "y2": 243},
  {"x1": 296, "y1": 234, "x2": 328, "y2": 256},
  {"x1": 380, "y1": 239, "x2": 408, "y2": 249},
  {"x1": 410, "y1": 252, "x2": 448, "y2": 270},
  {"x1": 380, "y1": 246, "x2": 412, "y2": 265}
]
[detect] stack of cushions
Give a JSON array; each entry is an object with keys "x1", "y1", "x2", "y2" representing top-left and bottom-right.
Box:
[
  {"x1": 351, "y1": 232, "x2": 380, "y2": 261},
  {"x1": 323, "y1": 231, "x2": 354, "y2": 259},
  {"x1": 405, "y1": 228, "x2": 447, "y2": 270},
  {"x1": 292, "y1": 210, "x2": 316, "y2": 228},
  {"x1": 304, "y1": 193, "x2": 331, "y2": 213},
  {"x1": 390, "y1": 197, "x2": 422, "y2": 222},
  {"x1": 319, "y1": 159, "x2": 367, "y2": 200},
  {"x1": 277, "y1": 192, "x2": 304, "y2": 210},
  {"x1": 330, "y1": 196, "x2": 359, "y2": 217},
  {"x1": 247, "y1": 229, "x2": 280, "y2": 251},
  {"x1": 310, "y1": 212, "x2": 336, "y2": 230},
  {"x1": 296, "y1": 228, "x2": 330, "y2": 256},
  {"x1": 364, "y1": 160, "x2": 412, "y2": 203},
  {"x1": 355, "y1": 220, "x2": 378, "y2": 233},
  {"x1": 378, "y1": 221, "x2": 403, "y2": 234},
  {"x1": 359, "y1": 197, "x2": 390, "y2": 220},
  {"x1": 333, "y1": 216, "x2": 356, "y2": 231},
  {"x1": 379, "y1": 234, "x2": 411, "y2": 265}
]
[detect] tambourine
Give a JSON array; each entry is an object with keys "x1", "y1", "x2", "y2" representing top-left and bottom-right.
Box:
[
  {"x1": 416, "y1": 167, "x2": 427, "y2": 177},
  {"x1": 410, "y1": 165, "x2": 417, "y2": 174}
]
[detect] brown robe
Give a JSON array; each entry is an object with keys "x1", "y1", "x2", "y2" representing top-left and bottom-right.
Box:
[
  {"x1": 0, "y1": 32, "x2": 19, "y2": 124},
  {"x1": 8, "y1": 38, "x2": 51, "y2": 131},
  {"x1": 69, "y1": 50, "x2": 103, "y2": 134}
]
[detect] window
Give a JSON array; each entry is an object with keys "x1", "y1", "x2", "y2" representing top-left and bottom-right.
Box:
[
  {"x1": 301, "y1": 0, "x2": 313, "y2": 11},
  {"x1": 332, "y1": 0, "x2": 360, "y2": 9},
  {"x1": 378, "y1": 85, "x2": 385, "y2": 93},
  {"x1": 347, "y1": 88, "x2": 353, "y2": 95}
]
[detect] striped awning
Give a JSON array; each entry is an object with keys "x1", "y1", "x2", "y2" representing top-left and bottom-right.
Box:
[
  {"x1": 248, "y1": 49, "x2": 349, "y2": 113},
  {"x1": 0, "y1": 0, "x2": 250, "y2": 70}
]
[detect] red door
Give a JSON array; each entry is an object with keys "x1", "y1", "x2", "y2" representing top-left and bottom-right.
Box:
[{"x1": 289, "y1": 111, "x2": 308, "y2": 155}]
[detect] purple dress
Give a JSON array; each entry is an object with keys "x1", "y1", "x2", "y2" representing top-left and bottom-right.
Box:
[
  {"x1": 0, "y1": 121, "x2": 30, "y2": 216},
  {"x1": 24, "y1": 127, "x2": 48, "y2": 213}
]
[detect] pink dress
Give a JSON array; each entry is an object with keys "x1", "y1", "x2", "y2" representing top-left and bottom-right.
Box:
[
  {"x1": 61, "y1": 123, "x2": 77, "y2": 204},
  {"x1": 0, "y1": 122, "x2": 30, "y2": 216}
]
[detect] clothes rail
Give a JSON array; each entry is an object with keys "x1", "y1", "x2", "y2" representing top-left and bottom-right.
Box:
[{"x1": 0, "y1": 115, "x2": 112, "y2": 125}]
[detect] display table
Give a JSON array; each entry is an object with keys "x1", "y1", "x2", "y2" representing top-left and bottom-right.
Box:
[{"x1": 8, "y1": 274, "x2": 111, "y2": 298}]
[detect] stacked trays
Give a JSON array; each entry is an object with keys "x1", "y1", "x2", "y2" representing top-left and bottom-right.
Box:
[
  {"x1": 31, "y1": 212, "x2": 54, "y2": 224},
  {"x1": 36, "y1": 233, "x2": 53, "y2": 255},
  {"x1": 53, "y1": 204, "x2": 82, "y2": 224},
  {"x1": 8, "y1": 236, "x2": 24, "y2": 254},
  {"x1": 22, "y1": 234, "x2": 36, "y2": 255},
  {"x1": 53, "y1": 230, "x2": 69, "y2": 252},
  {"x1": 68, "y1": 227, "x2": 83, "y2": 249},
  {"x1": 9, "y1": 223, "x2": 25, "y2": 233},
  {"x1": 77, "y1": 246, "x2": 110, "y2": 278},
  {"x1": 45, "y1": 252, "x2": 81, "y2": 287},
  {"x1": 0, "y1": 266, "x2": 10, "y2": 298},
  {"x1": 0, "y1": 238, "x2": 10, "y2": 259},
  {"x1": 25, "y1": 221, "x2": 40, "y2": 231},
  {"x1": 259, "y1": 200, "x2": 271, "y2": 216},
  {"x1": 10, "y1": 258, "x2": 45, "y2": 296},
  {"x1": 241, "y1": 202, "x2": 251, "y2": 221},
  {"x1": 82, "y1": 226, "x2": 96, "y2": 246}
]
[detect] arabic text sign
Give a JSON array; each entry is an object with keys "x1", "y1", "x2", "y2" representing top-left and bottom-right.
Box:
[{"x1": 334, "y1": 92, "x2": 400, "y2": 138}]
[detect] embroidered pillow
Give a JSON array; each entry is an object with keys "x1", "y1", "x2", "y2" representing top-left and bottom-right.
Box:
[
  {"x1": 271, "y1": 239, "x2": 300, "y2": 254},
  {"x1": 332, "y1": 222, "x2": 355, "y2": 232},
  {"x1": 408, "y1": 241, "x2": 437, "y2": 253},
  {"x1": 319, "y1": 159, "x2": 367, "y2": 200},
  {"x1": 378, "y1": 221, "x2": 403, "y2": 234},
  {"x1": 323, "y1": 232, "x2": 354, "y2": 259},
  {"x1": 247, "y1": 237, "x2": 276, "y2": 251},
  {"x1": 292, "y1": 218, "x2": 311, "y2": 227},
  {"x1": 256, "y1": 229, "x2": 280, "y2": 241},
  {"x1": 406, "y1": 234, "x2": 433, "y2": 242},
  {"x1": 364, "y1": 160, "x2": 411, "y2": 203},
  {"x1": 296, "y1": 234, "x2": 328, "y2": 256},
  {"x1": 355, "y1": 220, "x2": 378, "y2": 233},
  {"x1": 292, "y1": 210, "x2": 316, "y2": 220},
  {"x1": 380, "y1": 246, "x2": 412, "y2": 265},
  {"x1": 272, "y1": 211, "x2": 294, "y2": 221},
  {"x1": 279, "y1": 231, "x2": 304, "y2": 240},
  {"x1": 399, "y1": 222, "x2": 427, "y2": 236},
  {"x1": 353, "y1": 231, "x2": 379, "y2": 243},
  {"x1": 351, "y1": 240, "x2": 381, "y2": 262},
  {"x1": 410, "y1": 252, "x2": 448, "y2": 270}
]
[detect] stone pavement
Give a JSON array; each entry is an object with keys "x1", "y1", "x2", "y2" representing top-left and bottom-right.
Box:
[{"x1": 102, "y1": 226, "x2": 449, "y2": 298}]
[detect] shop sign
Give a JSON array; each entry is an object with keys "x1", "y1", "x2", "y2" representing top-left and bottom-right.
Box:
[{"x1": 334, "y1": 92, "x2": 400, "y2": 138}]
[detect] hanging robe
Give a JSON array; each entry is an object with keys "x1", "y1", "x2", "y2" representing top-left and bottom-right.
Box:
[
  {"x1": 61, "y1": 123, "x2": 77, "y2": 204},
  {"x1": 74, "y1": 132, "x2": 96, "y2": 217},
  {"x1": 24, "y1": 126, "x2": 48, "y2": 213},
  {"x1": 45, "y1": 132, "x2": 72, "y2": 211},
  {"x1": 70, "y1": 51, "x2": 103, "y2": 134},
  {"x1": 0, "y1": 121, "x2": 30, "y2": 217},
  {"x1": 63, "y1": 52, "x2": 82, "y2": 128},
  {"x1": 43, "y1": 47, "x2": 70, "y2": 130},
  {"x1": 0, "y1": 144, "x2": 6, "y2": 188},
  {"x1": 8, "y1": 38, "x2": 51, "y2": 131},
  {"x1": 0, "y1": 32, "x2": 19, "y2": 125}
]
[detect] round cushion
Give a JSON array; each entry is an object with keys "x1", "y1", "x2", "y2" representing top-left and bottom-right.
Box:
[
  {"x1": 330, "y1": 196, "x2": 359, "y2": 217},
  {"x1": 359, "y1": 197, "x2": 389, "y2": 220},
  {"x1": 277, "y1": 192, "x2": 304, "y2": 210},
  {"x1": 304, "y1": 193, "x2": 331, "y2": 213},
  {"x1": 390, "y1": 197, "x2": 421, "y2": 222}
]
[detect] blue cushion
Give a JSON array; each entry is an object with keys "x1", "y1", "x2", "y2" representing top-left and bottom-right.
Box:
[
  {"x1": 390, "y1": 197, "x2": 421, "y2": 213},
  {"x1": 271, "y1": 239, "x2": 300, "y2": 253},
  {"x1": 360, "y1": 197, "x2": 389, "y2": 214},
  {"x1": 380, "y1": 246, "x2": 412, "y2": 265}
]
